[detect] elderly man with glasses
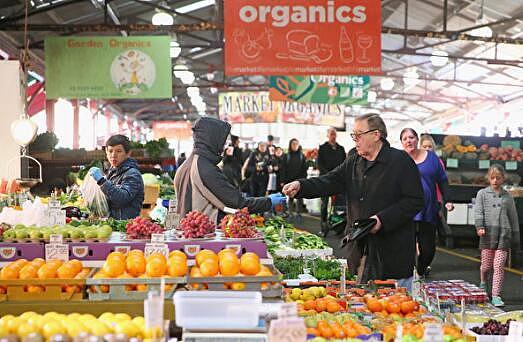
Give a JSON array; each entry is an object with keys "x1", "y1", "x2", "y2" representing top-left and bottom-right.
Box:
[{"x1": 283, "y1": 114, "x2": 424, "y2": 289}]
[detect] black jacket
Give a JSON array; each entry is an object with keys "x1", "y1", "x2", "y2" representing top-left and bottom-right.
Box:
[
  {"x1": 296, "y1": 140, "x2": 424, "y2": 281},
  {"x1": 222, "y1": 145, "x2": 243, "y2": 188},
  {"x1": 317, "y1": 142, "x2": 346, "y2": 174},
  {"x1": 174, "y1": 117, "x2": 271, "y2": 224},
  {"x1": 247, "y1": 149, "x2": 271, "y2": 182},
  {"x1": 282, "y1": 150, "x2": 307, "y2": 183}
]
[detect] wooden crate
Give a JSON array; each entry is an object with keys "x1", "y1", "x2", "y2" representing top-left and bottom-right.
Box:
[{"x1": 144, "y1": 184, "x2": 160, "y2": 204}]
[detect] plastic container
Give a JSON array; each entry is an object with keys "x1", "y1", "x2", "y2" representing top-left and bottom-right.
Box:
[{"x1": 173, "y1": 291, "x2": 262, "y2": 330}]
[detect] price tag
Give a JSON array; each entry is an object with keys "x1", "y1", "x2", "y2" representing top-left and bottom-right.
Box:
[
  {"x1": 478, "y1": 159, "x2": 490, "y2": 169},
  {"x1": 50, "y1": 234, "x2": 63, "y2": 244},
  {"x1": 48, "y1": 199, "x2": 61, "y2": 210},
  {"x1": 164, "y1": 212, "x2": 180, "y2": 230},
  {"x1": 508, "y1": 321, "x2": 523, "y2": 342},
  {"x1": 49, "y1": 209, "x2": 66, "y2": 226},
  {"x1": 268, "y1": 318, "x2": 306, "y2": 342},
  {"x1": 151, "y1": 233, "x2": 165, "y2": 243},
  {"x1": 168, "y1": 199, "x2": 177, "y2": 212},
  {"x1": 506, "y1": 160, "x2": 518, "y2": 171},
  {"x1": 395, "y1": 323, "x2": 403, "y2": 342},
  {"x1": 278, "y1": 302, "x2": 298, "y2": 319},
  {"x1": 45, "y1": 243, "x2": 69, "y2": 262},
  {"x1": 446, "y1": 158, "x2": 459, "y2": 168},
  {"x1": 423, "y1": 323, "x2": 444, "y2": 342},
  {"x1": 0, "y1": 247, "x2": 16, "y2": 259},
  {"x1": 144, "y1": 243, "x2": 169, "y2": 258},
  {"x1": 501, "y1": 140, "x2": 520, "y2": 149}
]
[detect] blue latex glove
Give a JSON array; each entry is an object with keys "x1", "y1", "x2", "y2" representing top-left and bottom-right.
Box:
[
  {"x1": 268, "y1": 193, "x2": 287, "y2": 211},
  {"x1": 89, "y1": 167, "x2": 104, "y2": 182}
]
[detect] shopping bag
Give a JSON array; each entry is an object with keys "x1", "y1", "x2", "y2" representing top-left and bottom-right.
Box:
[
  {"x1": 81, "y1": 175, "x2": 109, "y2": 217},
  {"x1": 267, "y1": 173, "x2": 277, "y2": 192}
]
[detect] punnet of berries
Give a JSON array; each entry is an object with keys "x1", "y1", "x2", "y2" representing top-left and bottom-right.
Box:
[
  {"x1": 220, "y1": 208, "x2": 262, "y2": 239},
  {"x1": 179, "y1": 211, "x2": 216, "y2": 239}
]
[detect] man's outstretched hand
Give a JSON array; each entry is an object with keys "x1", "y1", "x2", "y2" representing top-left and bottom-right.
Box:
[{"x1": 282, "y1": 181, "x2": 300, "y2": 198}]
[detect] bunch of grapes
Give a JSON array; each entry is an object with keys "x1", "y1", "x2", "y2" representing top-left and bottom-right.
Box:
[
  {"x1": 126, "y1": 217, "x2": 164, "y2": 239},
  {"x1": 471, "y1": 319, "x2": 514, "y2": 335},
  {"x1": 179, "y1": 211, "x2": 215, "y2": 238},
  {"x1": 220, "y1": 208, "x2": 261, "y2": 238}
]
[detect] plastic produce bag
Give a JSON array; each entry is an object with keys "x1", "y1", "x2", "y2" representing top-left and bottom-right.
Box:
[
  {"x1": 149, "y1": 198, "x2": 167, "y2": 224},
  {"x1": 81, "y1": 174, "x2": 109, "y2": 217}
]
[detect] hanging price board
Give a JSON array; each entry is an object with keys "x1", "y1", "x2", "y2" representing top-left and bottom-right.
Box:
[
  {"x1": 45, "y1": 243, "x2": 69, "y2": 262},
  {"x1": 48, "y1": 199, "x2": 61, "y2": 210},
  {"x1": 506, "y1": 161, "x2": 518, "y2": 171},
  {"x1": 446, "y1": 158, "x2": 459, "y2": 168},
  {"x1": 144, "y1": 243, "x2": 169, "y2": 258}
]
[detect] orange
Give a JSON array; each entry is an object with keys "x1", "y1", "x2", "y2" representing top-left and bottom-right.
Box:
[
  {"x1": 400, "y1": 300, "x2": 416, "y2": 314},
  {"x1": 37, "y1": 264, "x2": 57, "y2": 279},
  {"x1": 26, "y1": 285, "x2": 44, "y2": 293},
  {"x1": 102, "y1": 259, "x2": 125, "y2": 277},
  {"x1": 19, "y1": 264, "x2": 38, "y2": 280},
  {"x1": 240, "y1": 252, "x2": 260, "y2": 264},
  {"x1": 218, "y1": 249, "x2": 237, "y2": 259},
  {"x1": 230, "y1": 282, "x2": 245, "y2": 290},
  {"x1": 146, "y1": 253, "x2": 166, "y2": 264},
  {"x1": 117, "y1": 272, "x2": 134, "y2": 291},
  {"x1": 67, "y1": 260, "x2": 83, "y2": 274},
  {"x1": 304, "y1": 300, "x2": 316, "y2": 311},
  {"x1": 315, "y1": 299, "x2": 327, "y2": 312},
  {"x1": 326, "y1": 301, "x2": 340, "y2": 313},
  {"x1": 90, "y1": 272, "x2": 109, "y2": 293},
  {"x1": 30, "y1": 258, "x2": 45, "y2": 268},
  {"x1": 57, "y1": 263, "x2": 77, "y2": 279},
  {"x1": 240, "y1": 257, "x2": 261, "y2": 276},
  {"x1": 106, "y1": 251, "x2": 126, "y2": 263},
  {"x1": 367, "y1": 298, "x2": 383, "y2": 313},
  {"x1": 74, "y1": 268, "x2": 91, "y2": 279},
  {"x1": 162, "y1": 275, "x2": 174, "y2": 291},
  {"x1": 195, "y1": 249, "x2": 218, "y2": 267},
  {"x1": 146, "y1": 258, "x2": 167, "y2": 277},
  {"x1": 189, "y1": 266, "x2": 204, "y2": 289},
  {"x1": 128, "y1": 249, "x2": 144, "y2": 257},
  {"x1": 46, "y1": 259, "x2": 63, "y2": 270},
  {"x1": 219, "y1": 258, "x2": 240, "y2": 276},
  {"x1": 135, "y1": 274, "x2": 148, "y2": 292},
  {"x1": 12, "y1": 259, "x2": 28, "y2": 269},
  {"x1": 169, "y1": 250, "x2": 187, "y2": 262},
  {"x1": 0, "y1": 265, "x2": 19, "y2": 280},
  {"x1": 386, "y1": 301, "x2": 401, "y2": 314},
  {"x1": 126, "y1": 255, "x2": 146, "y2": 277},
  {"x1": 167, "y1": 257, "x2": 188, "y2": 277},
  {"x1": 199, "y1": 259, "x2": 219, "y2": 277}
]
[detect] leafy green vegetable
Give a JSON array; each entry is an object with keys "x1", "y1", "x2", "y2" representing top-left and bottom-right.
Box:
[
  {"x1": 145, "y1": 138, "x2": 170, "y2": 159},
  {"x1": 273, "y1": 256, "x2": 354, "y2": 280},
  {"x1": 29, "y1": 132, "x2": 59, "y2": 153}
]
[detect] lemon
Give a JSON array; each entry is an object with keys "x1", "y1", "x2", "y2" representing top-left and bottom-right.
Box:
[
  {"x1": 66, "y1": 322, "x2": 89, "y2": 338},
  {"x1": 79, "y1": 314, "x2": 97, "y2": 322},
  {"x1": 42, "y1": 321, "x2": 64, "y2": 339},
  {"x1": 17, "y1": 323, "x2": 37, "y2": 337},
  {"x1": 131, "y1": 317, "x2": 145, "y2": 327},
  {"x1": 6, "y1": 317, "x2": 24, "y2": 334},
  {"x1": 0, "y1": 324, "x2": 8, "y2": 337},
  {"x1": 89, "y1": 321, "x2": 111, "y2": 336},
  {"x1": 114, "y1": 321, "x2": 139, "y2": 337},
  {"x1": 26, "y1": 315, "x2": 43, "y2": 329},
  {"x1": 114, "y1": 313, "x2": 131, "y2": 322},
  {"x1": 98, "y1": 312, "x2": 115, "y2": 322},
  {"x1": 67, "y1": 313, "x2": 82, "y2": 320},
  {"x1": 20, "y1": 312, "x2": 38, "y2": 321},
  {"x1": 0, "y1": 315, "x2": 14, "y2": 328}
]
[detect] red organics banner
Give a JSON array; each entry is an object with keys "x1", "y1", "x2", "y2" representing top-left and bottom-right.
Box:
[{"x1": 224, "y1": 0, "x2": 381, "y2": 76}]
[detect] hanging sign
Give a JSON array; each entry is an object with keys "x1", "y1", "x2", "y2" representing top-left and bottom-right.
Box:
[
  {"x1": 218, "y1": 91, "x2": 345, "y2": 128},
  {"x1": 45, "y1": 36, "x2": 172, "y2": 99},
  {"x1": 152, "y1": 121, "x2": 192, "y2": 140},
  {"x1": 224, "y1": 0, "x2": 382, "y2": 75},
  {"x1": 269, "y1": 75, "x2": 369, "y2": 104}
]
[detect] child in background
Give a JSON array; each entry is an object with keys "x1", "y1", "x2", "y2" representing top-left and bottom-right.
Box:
[{"x1": 474, "y1": 164, "x2": 520, "y2": 307}]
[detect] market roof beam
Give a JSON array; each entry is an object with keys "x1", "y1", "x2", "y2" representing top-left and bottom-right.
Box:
[
  {"x1": 0, "y1": 22, "x2": 221, "y2": 32},
  {"x1": 0, "y1": 0, "x2": 85, "y2": 25}
]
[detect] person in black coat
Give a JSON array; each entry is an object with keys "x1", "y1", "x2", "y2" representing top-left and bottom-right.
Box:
[
  {"x1": 282, "y1": 138, "x2": 308, "y2": 222},
  {"x1": 222, "y1": 135, "x2": 243, "y2": 189},
  {"x1": 283, "y1": 114, "x2": 424, "y2": 286},
  {"x1": 317, "y1": 127, "x2": 346, "y2": 234},
  {"x1": 246, "y1": 142, "x2": 271, "y2": 196}
]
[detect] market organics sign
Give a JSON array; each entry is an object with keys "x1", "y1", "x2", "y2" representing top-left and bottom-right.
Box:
[
  {"x1": 45, "y1": 36, "x2": 172, "y2": 99},
  {"x1": 269, "y1": 75, "x2": 369, "y2": 105},
  {"x1": 224, "y1": 0, "x2": 381, "y2": 75},
  {"x1": 218, "y1": 91, "x2": 345, "y2": 128}
]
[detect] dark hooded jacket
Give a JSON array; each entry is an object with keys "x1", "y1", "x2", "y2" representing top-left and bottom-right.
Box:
[
  {"x1": 174, "y1": 117, "x2": 271, "y2": 224},
  {"x1": 100, "y1": 158, "x2": 144, "y2": 219}
]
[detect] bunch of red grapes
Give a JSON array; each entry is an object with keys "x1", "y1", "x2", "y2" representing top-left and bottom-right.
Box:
[
  {"x1": 126, "y1": 217, "x2": 164, "y2": 239},
  {"x1": 471, "y1": 319, "x2": 514, "y2": 335},
  {"x1": 179, "y1": 211, "x2": 215, "y2": 238},
  {"x1": 220, "y1": 208, "x2": 261, "y2": 238}
]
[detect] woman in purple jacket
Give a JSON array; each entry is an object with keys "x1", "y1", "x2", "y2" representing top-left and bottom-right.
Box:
[{"x1": 401, "y1": 128, "x2": 454, "y2": 277}]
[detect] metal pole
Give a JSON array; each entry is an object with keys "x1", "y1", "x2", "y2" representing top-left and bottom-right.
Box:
[
  {"x1": 443, "y1": 0, "x2": 448, "y2": 33},
  {"x1": 404, "y1": 0, "x2": 409, "y2": 48}
]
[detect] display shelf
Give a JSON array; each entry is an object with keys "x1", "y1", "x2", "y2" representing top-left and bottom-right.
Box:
[
  {"x1": 0, "y1": 242, "x2": 45, "y2": 262},
  {"x1": 442, "y1": 157, "x2": 522, "y2": 173}
]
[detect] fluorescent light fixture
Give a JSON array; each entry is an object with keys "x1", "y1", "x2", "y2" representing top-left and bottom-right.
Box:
[
  {"x1": 380, "y1": 78, "x2": 394, "y2": 91},
  {"x1": 403, "y1": 68, "x2": 420, "y2": 87},
  {"x1": 430, "y1": 49, "x2": 449, "y2": 67},
  {"x1": 470, "y1": 20, "x2": 493, "y2": 38},
  {"x1": 170, "y1": 41, "x2": 181, "y2": 58},
  {"x1": 192, "y1": 48, "x2": 222, "y2": 60},
  {"x1": 176, "y1": 0, "x2": 215, "y2": 14},
  {"x1": 152, "y1": 12, "x2": 173, "y2": 25}
]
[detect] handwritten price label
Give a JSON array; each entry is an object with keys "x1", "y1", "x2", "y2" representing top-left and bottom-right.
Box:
[
  {"x1": 268, "y1": 317, "x2": 306, "y2": 342},
  {"x1": 144, "y1": 243, "x2": 169, "y2": 258},
  {"x1": 50, "y1": 234, "x2": 63, "y2": 244},
  {"x1": 151, "y1": 233, "x2": 165, "y2": 243},
  {"x1": 423, "y1": 323, "x2": 443, "y2": 342},
  {"x1": 49, "y1": 209, "x2": 66, "y2": 226},
  {"x1": 278, "y1": 302, "x2": 298, "y2": 319},
  {"x1": 45, "y1": 243, "x2": 69, "y2": 262},
  {"x1": 164, "y1": 212, "x2": 180, "y2": 230},
  {"x1": 48, "y1": 199, "x2": 61, "y2": 210}
]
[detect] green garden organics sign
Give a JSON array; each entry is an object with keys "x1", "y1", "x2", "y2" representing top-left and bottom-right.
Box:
[
  {"x1": 269, "y1": 75, "x2": 369, "y2": 105},
  {"x1": 45, "y1": 36, "x2": 172, "y2": 99}
]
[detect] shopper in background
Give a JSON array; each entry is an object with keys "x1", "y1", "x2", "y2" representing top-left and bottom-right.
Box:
[
  {"x1": 282, "y1": 138, "x2": 308, "y2": 223},
  {"x1": 246, "y1": 142, "x2": 271, "y2": 196},
  {"x1": 242, "y1": 142, "x2": 252, "y2": 163},
  {"x1": 174, "y1": 117, "x2": 286, "y2": 225},
  {"x1": 176, "y1": 153, "x2": 186, "y2": 169},
  {"x1": 401, "y1": 128, "x2": 453, "y2": 278},
  {"x1": 317, "y1": 127, "x2": 347, "y2": 235},
  {"x1": 222, "y1": 135, "x2": 243, "y2": 189},
  {"x1": 283, "y1": 114, "x2": 424, "y2": 286},
  {"x1": 474, "y1": 164, "x2": 520, "y2": 307},
  {"x1": 267, "y1": 134, "x2": 276, "y2": 156},
  {"x1": 89, "y1": 134, "x2": 144, "y2": 220},
  {"x1": 272, "y1": 146, "x2": 286, "y2": 193}
]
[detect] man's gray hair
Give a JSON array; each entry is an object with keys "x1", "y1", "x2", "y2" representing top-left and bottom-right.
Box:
[{"x1": 355, "y1": 113, "x2": 388, "y2": 139}]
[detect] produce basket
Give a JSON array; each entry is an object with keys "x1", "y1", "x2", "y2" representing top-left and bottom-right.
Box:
[
  {"x1": 86, "y1": 273, "x2": 187, "y2": 301},
  {"x1": 187, "y1": 264, "x2": 282, "y2": 298},
  {"x1": 0, "y1": 269, "x2": 95, "y2": 302}
]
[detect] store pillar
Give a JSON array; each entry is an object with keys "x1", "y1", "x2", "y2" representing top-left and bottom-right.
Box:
[
  {"x1": 72, "y1": 99, "x2": 79, "y2": 149},
  {"x1": 45, "y1": 99, "x2": 55, "y2": 132}
]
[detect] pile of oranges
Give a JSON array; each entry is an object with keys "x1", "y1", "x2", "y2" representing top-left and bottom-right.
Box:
[
  {"x1": 364, "y1": 294, "x2": 423, "y2": 319},
  {"x1": 189, "y1": 249, "x2": 272, "y2": 290},
  {"x1": 299, "y1": 297, "x2": 344, "y2": 315},
  {"x1": 0, "y1": 258, "x2": 89, "y2": 294},
  {"x1": 307, "y1": 319, "x2": 371, "y2": 339},
  {"x1": 91, "y1": 250, "x2": 188, "y2": 293}
]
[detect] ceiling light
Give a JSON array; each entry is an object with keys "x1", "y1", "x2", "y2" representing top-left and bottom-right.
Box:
[
  {"x1": 430, "y1": 49, "x2": 449, "y2": 67},
  {"x1": 11, "y1": 118, "x2": 37, "y2": 146},
  {"x1": 152, "y1": 12, "x2": 173, "y2": 25},
  {"x1": 180, "y1": 72, "x2": 195, "y2": 85},
  {"x1": 192, "y1": 48, "x2": 222, "y2": 60},
  {"x1": 206, "y1": 72, "x2": 214, "y2": 81},
  {"x1": 367, "y1": 90, "x2": 377, "y2": 103},
  {"x1": 210, "y1": 87, "x2": 218, "y2": 94},
  {"x1": 380, "y1": 77, "x2": 394, "y2": 91},
  {"x1": 176, "y1": 0, "x2": 215, "y2": 14},
  {"x1": 469, "y1": 1, "x2": 493, "y2": 38},
  {"x1": 170, "y1": 41, "x2": 181, "y2": 58},
  {"x1": 403, "y1": 68, "x2": 420, "y2": 87}
]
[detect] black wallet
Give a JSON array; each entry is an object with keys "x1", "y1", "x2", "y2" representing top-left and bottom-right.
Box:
[{"x1": 340, "y1": 218, "x2": 377, "y2": 247}]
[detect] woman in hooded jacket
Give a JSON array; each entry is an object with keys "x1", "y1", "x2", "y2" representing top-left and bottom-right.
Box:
[{"x1": 282, "y1": 138, "x2": 307, "y2": 222}]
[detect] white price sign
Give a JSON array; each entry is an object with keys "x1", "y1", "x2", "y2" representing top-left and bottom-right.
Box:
[
  {"x1": 164, "y1": 212, "x2": 180, "y2": 230},
  {"x1": 45, "y1": 243, "x2": 69, "y2": 262},
  {"x1": 278, "y1": 302, "x2": 298, "y2": 319},
  {"x1": 144, "y1": 243, "x2": 169, "y2": 258},
  {"x1": 48, "y1": 199, "x2": 61, "y2": 210},
  {"x1": 50, "y1": 234, "x2": 63, "y2": 244},
  {"x1": 168, "y1": 199, "x2": 177, "y2": 212},
  {"x1": 49, "y1": 209, "x2": 66, "y2": 226},
  {"x1": 268, "y1": 317, "x2": 306, "y2": 342},
  {"x1": 508, "y1": 321, "x2": 523, "y2": 342},
  {"x1": 423, "y1": 323, "x2": 443, "y2": 342},
  {"x1": 151, "y1": 233, "x2": 165, "y2": 243}
]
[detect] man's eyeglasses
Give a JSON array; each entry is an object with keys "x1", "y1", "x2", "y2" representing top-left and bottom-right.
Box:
[{"x1": 350, "y1": 129, "x2": 378, "y2": 140}]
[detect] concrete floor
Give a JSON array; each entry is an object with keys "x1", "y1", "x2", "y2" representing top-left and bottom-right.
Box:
[{"x1": 294, "y1": 214, "x2": 523, "y2": 311}]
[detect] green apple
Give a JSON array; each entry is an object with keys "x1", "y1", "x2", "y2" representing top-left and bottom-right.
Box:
[
  {"x1": 29, "y1": 229, "x2": 41, "y2": 239},
  {"x1": 83, "y1": 229, "x2": 97, "y2": 239},
  {"x1": 68, "y1": 229, "x2": 82, "y2": 239},
  {"x1": 41, "y1": 229, "x2": 52, "y2": 240},
  {"x1": 3, "y1": 229, "x2": 15, "y2": 239},
  {"x1": 97, "y1": 225, "x2": 113, "y2": 239},
  {"x1": 15, "y1": 229, "x2": 28, "y2": 239},
  {"x1": 14, "y1": 224, "x2": 26, "y2": 230}
]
